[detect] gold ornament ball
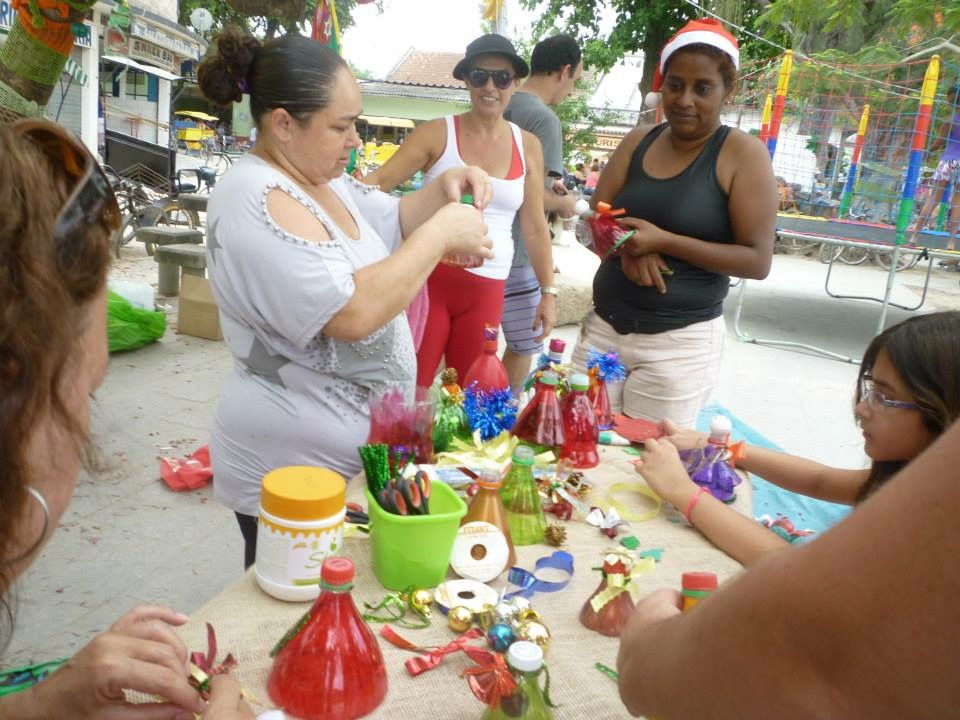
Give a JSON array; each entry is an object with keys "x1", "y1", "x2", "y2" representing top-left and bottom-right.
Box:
[
  {"x1": 476, "y1": 603, "x2": 498, "y2": 630},
  {"x1": 448, "y1": 605, "x2": 474, "y2": 633},
  {"x1": 517, "y1": 608, "x2": 541, "y2": 625},
  {"x1": 409, "y1": 589, "x2": 434, "y2": 617},
  {"x1": 517, "y1": 619, "x2": 551, "y2": 653}
]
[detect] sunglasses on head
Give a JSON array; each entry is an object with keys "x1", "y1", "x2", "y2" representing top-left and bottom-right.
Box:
[
  {"x1": 11, "y1": 119, "x2": 120, "y2": 252},
  {"x1": 467, "y1": 68, "x2": 515, "y2": 90}
]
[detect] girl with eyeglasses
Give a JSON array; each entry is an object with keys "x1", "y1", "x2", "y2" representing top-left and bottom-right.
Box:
[
  {"x1": 634, "y1": 311, "x2": 960, "y2": 566},
  {"x1": 364, "y1": 33, "x2": 556, "y2": 389},
  {"x1": 0, "y1": 122, "x2": 249, "y2": 717}
]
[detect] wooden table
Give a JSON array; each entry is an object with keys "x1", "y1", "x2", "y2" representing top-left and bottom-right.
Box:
[{"x1": 172, "y1": 447, "x2": 748, "y2": 718}]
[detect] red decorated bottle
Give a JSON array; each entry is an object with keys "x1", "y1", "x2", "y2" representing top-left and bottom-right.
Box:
[
  {"x1": 588, "y1": 370, "x2": 613, "y2": 430},
  {"x1": 512, "y1": 370, "x2": 565, "y2": 453},
  {"x1": 463, "y1": 324, "x2": 509, "y2": 393},
  {"x1": 560, "y1": 373, "x2": 599, "y2": 469},
  {"x1": 267, "y1": 557, "x2": 387, "y2": 720},
  {"x1": 579, "y1": 553, "x2": 635, "y2": 637}
]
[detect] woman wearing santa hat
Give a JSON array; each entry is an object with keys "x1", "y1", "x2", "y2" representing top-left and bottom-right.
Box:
[{"x1": 571, "y1": 18, "x2": 778, "y2": 429}]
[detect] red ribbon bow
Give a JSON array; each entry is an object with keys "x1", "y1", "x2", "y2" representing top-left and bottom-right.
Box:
[
  {"x1": 190, "y1": 623, "x2": 237, "y2": 678},
  {"x1": 380, "y1": 625, "x2": 492, "y2": 677},
  {"x1": 461, "y1": 651, "x2": 518, "y2": 708}
]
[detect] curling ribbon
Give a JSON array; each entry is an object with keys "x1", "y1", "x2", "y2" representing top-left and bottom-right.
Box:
[
  {"x1": 462, "y1": 650, "x2": 518, "y2": 708},
  {"x1": 588, "y1": 551, "x2": 656, "y2": 612},
  {"x1": 436, "y1": 430, "x2": 554, "y2": 473},
  {"x1": 362, "y1": 593, "x2": 429, "y2": 629},
  {"x1": 380, "y1": 626, "x2": 491, "y2": 677},
  {"x1": 190, "y1": 623, "x2": 237, "y2": 677},
  {"x1": 503, "y1": 551, "x2": 575, "y2": 600},
  {"x1": 605, "y1": 482, "x2": 662, "y2": 523}
]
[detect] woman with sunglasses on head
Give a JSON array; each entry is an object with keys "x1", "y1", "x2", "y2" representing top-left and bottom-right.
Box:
[
  {"x1": 197, "y1": 28, "x2": 493, "y2": 570},
  {"x1": 634, "y1": 311, "x2": 960, "y2": 566},
  {"x1": 364, "y1": 33, "x2": 556, "y2": 388},
  {"x1": 572, "y1": 20, "x2": 777, "y2": 430},
  {"x1": 0, "y1": 121, "x2": 250, "y2": 718}
]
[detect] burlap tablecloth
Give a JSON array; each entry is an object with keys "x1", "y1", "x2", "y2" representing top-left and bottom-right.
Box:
[{"x1": 178, "y1": 447, "x2": 748, "y2": 719}]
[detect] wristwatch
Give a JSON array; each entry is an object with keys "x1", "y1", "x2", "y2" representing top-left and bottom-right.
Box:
[{"x1": 540, "y1": 286, "x2": 559, "y2": 296}]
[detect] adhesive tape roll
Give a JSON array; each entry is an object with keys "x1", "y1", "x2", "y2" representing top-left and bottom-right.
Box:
[
  {"x1": 435, "y1": 579, "x2": 500, "y2": 615},
  {"x1": 450, "y1": 521, "x2": 510, "y2": 583}
]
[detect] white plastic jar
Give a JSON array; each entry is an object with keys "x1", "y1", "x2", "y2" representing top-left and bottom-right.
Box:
[{"x1": 254, "y1": 466, "x2": 346, "y2": 602}]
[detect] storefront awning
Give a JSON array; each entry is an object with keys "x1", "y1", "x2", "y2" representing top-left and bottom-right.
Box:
[
  {"x1": 102, "y1": 54, "x2": 181, "y2": 81},
  {"x1": 359, "y1": 114, "x2": 415, "y2": 128}
]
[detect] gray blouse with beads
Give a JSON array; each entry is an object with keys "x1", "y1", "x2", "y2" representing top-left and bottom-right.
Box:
[{"x1": 206, "y1": 155, "x2": 415, "y2": 516}]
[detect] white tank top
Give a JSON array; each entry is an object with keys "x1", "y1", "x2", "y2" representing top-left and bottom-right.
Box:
[{"x1": 422, "y1": 115, "x2": 526, "y2": 280}]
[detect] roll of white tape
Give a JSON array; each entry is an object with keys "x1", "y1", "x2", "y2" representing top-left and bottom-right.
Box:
[
  {"x1": 450, "y1": 521, "x2": 510, "y2": 583},
  {"x1": 435, "y1": 579, "x2": 500, "y2": 615}
]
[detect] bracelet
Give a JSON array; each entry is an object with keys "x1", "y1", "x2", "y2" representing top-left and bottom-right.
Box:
[
  {"x1": 540, "y1": 286, "x2": 559, "y2": 296},
  {"x1": 682, "y1": 487, "x2": 709, "y2": 524}
]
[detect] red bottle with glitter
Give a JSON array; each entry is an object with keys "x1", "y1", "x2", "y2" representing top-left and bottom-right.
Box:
[
  {"x1": 267, "y1": 557, "x2": 387, "y2": 719},
  {"x1": 588, "y1": 374, "x2": 613, "y2": 431},
  {"x1": 462, "y1": 324, "x2": 509, "y2": 393},
  {"x1": 513, "y1": 370, "x2": 565, "y2": 452},
  {"x1": 560, "y1": 373, "x2": 599, "y2": 468}
]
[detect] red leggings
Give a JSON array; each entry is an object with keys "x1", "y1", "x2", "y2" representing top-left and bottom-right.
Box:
[{"x1": 416, "y1": 263, "x2": 505, "y2": 387}]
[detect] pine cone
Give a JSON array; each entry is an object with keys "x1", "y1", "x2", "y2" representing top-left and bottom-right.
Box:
[
  {"x1": 544, "y1": 523, "x2": 567, "y2": 547},
  {"x1": 440, "y1": 367, "x2": 459, "y2": 386}
]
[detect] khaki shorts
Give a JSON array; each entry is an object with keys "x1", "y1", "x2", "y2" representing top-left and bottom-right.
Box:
[{"x1": 571, "y1": 311, "x2": 725, "y2": 429}]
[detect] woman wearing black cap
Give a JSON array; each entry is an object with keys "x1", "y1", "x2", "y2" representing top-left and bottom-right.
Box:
[{"x1": 366, "y1": 33, "x2": 556, "y2": 390}]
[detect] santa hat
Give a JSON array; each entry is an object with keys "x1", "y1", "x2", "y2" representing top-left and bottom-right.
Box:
[{"x1": 644, "y1": 18, "x2": 739, "y2": 109}]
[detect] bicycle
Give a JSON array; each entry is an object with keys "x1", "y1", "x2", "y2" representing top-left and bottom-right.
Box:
[{"x1": 106, "y1": 164, "x2": 201, "y2": 258}]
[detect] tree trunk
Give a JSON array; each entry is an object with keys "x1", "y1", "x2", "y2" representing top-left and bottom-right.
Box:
[{"x1": 709, "y1": 0, "x2": 744, "y2": 34}]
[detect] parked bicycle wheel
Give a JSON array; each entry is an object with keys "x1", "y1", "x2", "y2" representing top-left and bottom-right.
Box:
[
  {"x1": 775, "y1": 234, "x2": 819, "y2": 256},
  {"x1": 873, "y1": 249, "x2": 920, "y2": 272},
  {"x1": 819, "y1": 243, "x2": 869, "y2": 265}
]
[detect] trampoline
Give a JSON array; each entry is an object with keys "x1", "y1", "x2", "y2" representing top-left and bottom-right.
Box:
[{"x1": 732, "y1": 213, "x2": 960, "y2": 363}]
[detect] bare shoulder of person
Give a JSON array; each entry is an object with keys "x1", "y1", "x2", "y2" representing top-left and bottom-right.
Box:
[{"x1": 265, "y1": 188, "x2": 333, "y2": 245}]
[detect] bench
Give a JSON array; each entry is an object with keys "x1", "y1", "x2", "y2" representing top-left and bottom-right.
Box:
[
  {"x1": 154, "y1": 243, "x2": 207, "y2": 296},
  {"x1": 136, "y1": 226, "x2": 203, "y2": 256},
  {"x1": 177, "y1": 193, "x2": 209, "y2": 215}
]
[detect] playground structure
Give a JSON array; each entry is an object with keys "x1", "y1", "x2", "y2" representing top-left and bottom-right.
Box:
[{"x1": 725, "y1": 50, "x2": 960, "y2": 362}]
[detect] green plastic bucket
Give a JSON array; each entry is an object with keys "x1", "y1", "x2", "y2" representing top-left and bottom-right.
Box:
[{"x1": 365, "y1": 481, "x2": 467, "y2": 590}]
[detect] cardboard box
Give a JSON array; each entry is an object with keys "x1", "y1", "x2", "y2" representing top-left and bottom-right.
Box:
[{"x1": 178, "y1": 275, "x2": 223, "y2": 341}]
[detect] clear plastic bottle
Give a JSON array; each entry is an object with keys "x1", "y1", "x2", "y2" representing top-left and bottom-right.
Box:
[
  {"x1": 463, "y1": 325, "x2": 510, "y2": 393},
  {"x1": 560, "y1": 373, "x2": 599, "y2": 469},
  {"x1": 267, "y1": 557, "x2": 387, "y2": 720},
  {"x1": 588, "y1": 375, "x2": 613, "y2": 430},
  {"x1": 513, "y1": 370, "x2": 565, "y2": 453},
  {"x1": 500, "y1": 445, "x2": 546, "y2": 545},
  {"x1": 481, "y1": 642, "x2": 555, "y2": 720}
]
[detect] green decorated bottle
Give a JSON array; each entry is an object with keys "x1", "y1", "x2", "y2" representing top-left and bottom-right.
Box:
[
  {"x1": 481, "y1": 642, "x2": 554, "y2": 720},
  {"x1": 500, "y1": 445, "x2": 546, "y2": 545}
]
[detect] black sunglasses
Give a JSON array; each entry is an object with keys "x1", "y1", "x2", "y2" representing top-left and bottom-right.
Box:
[
  {"x1": 467, "y1": 68, "x2": 515, "y2": 90},
  {"x1": 12, "y1": 120, "x2": 120, "y2": 253}
]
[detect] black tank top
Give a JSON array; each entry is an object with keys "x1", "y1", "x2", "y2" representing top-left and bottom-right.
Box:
[{"x1": 593, "y1": 123, "x2": 733, "y2": 335}]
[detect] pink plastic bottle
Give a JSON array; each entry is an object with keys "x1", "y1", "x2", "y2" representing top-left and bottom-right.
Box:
[
  {"x1": 561, "y1": 372, "x2": 599, "y2": 468},
  {"x1": 512, "y1": 370, "x2": 565, "y2": 452},
  {"x1": 267, "y1": 557, "x2": 388, "y2": 720},
  {"x1": 462, "y1": 324, "x2": 509, "y2": 393}
]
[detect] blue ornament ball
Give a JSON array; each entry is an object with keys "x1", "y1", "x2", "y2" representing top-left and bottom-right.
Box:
[{"x1": 486, "y1": 622, "x2": 515, "y2": 653}]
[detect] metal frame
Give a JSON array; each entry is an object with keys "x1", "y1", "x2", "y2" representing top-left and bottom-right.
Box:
[{"x1": 732, "y1": 230, "x2": 957, "y2": 364}]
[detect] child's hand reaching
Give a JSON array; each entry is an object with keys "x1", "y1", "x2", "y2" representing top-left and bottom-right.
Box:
[
  {"x1": 634, "y1": 437, "x2": 698, "y2": 509},
  {"x1": 658, "y1": 418, "x2": 709, "y2": 451}
]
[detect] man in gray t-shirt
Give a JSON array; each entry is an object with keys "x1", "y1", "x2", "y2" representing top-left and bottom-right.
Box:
[{"x1": 501, "y1": 34, "x2": 582, "y2": 392}]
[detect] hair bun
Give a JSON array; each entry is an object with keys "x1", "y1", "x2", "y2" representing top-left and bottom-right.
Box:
[{"x1": 198, "y1": 26, "x2": 261, "y2": 106}]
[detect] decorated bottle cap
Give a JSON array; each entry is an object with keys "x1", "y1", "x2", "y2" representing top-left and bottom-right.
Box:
[
  {"x1": 681, "y1": 571, "x2": 719, "y2": 593},
  {"x1": 322, "y1": 556, "x2": 354, "y2": 585},
  {"x1": 460, "y1": 193, "x2": 474, "y2": 205},
  {"x1": 507, "y1": 641, "x2": 543, "y2": 672},
  {"x1": 548, "y1": 338, "x2": 566, "y2": 354},
  {"x1": 260, "y1": 466, "x2": 345, "y2": 521},
  {"x1": 539, "y1": 370, "x2": 559, "y2": 386},
  {"x1": 477, "y1": 469, "x2": 503, "y2": 489},
  {"x1": 482, "y1": 324, "x2": 498, "y2": 342},
  {"x1": 511, "y1": 445, "x2": 535, "y2": 466},
  {"x1": 570, "y1": 372, "x2": 590, "y2": 392}
]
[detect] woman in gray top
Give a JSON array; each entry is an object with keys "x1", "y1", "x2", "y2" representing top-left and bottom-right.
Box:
[{"x1": 198, "y1": 27, "x2": 493, "y2": 567}]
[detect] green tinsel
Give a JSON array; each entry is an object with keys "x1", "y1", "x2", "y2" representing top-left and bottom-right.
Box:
[{"x1": 358, "y1": 443, "x2": 391, "y2": 495}]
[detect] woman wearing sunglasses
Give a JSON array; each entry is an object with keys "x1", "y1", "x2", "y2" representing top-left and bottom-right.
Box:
[
  {"x1": 197, "y1": 28, "x2": 494, "y2": 569},
  {"x1": 364, "y1": 33, "x2": 556, "y2": 389},
  {"x1": 0, "y1": 122, "x2": 250, "y2": 717},
  {"x1": 634, "y1": 311, "x2": 960, "y2": 566}
]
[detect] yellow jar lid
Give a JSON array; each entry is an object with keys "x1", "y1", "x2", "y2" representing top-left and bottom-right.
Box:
[{"x1": 261, "y1": 466, "x2": 346, "y2": 521}]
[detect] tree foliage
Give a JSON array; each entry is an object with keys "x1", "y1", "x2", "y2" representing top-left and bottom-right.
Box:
[{"x1": 179, "y1": 0, "x2": 364, "y2": 41}]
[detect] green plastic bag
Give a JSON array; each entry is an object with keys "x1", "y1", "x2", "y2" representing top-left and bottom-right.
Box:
[{"x1": 107, "y1": 290, "x2": 166, "y2": 352}]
